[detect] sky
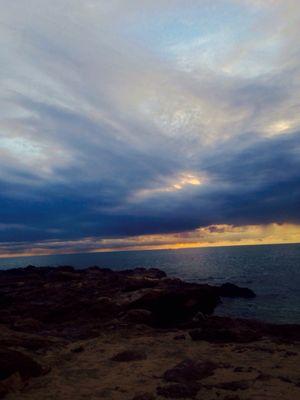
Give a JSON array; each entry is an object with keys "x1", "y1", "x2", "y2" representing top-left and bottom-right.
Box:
[{"x1": 1, "y1": 0, "x2": 300, "y2": 257}]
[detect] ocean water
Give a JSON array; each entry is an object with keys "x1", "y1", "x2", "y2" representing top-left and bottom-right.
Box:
[{"x1": 1, "y1": 243, "x2": 300, "y2": 324}]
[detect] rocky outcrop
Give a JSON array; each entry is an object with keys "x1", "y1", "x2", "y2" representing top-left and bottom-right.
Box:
[
  {"x1": 218, "y1": 283, "x2": 256, "y2": 298},
  {"x1": 128, "y1": 283, "x2": 220, "y2": 327},
  {"x1": 0, "y1": 265, "x2": 233, "y2": 335},
  {"x1": 0, "y1": 265, "x2": 299, "y2": 399}
]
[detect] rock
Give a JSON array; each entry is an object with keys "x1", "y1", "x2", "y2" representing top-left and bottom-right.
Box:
[
  {"x1": 189, "y1": 317, "x2": 263, "y2": 343},
  {"x1": 265, "y1": 323, "x2": 300, "y2": 342},
  {"x1": 111, "y1": 350, "x2": 147, "y2": 362},
  {"x1": 189, "y1": 326, "x2": 261, "y2": 343},
  {"x1": 213, "y1": 380, "x2": 250, "y2": 391},
  {"x1": 13, "y1": 318, "x2": 42, "y2": 332},
  {"x1": 0, "y1": 374, "x2": 23, "y2": 399},
  {"x1": 163, "y1": 359, "x2": 217, "y2": 383},
  {"x1": 131, "y1": 393, "x2": 155, "y2": 400},
  {"x1": 218, "y1": 283, "x2": 256, "y2": 298},
  {"x1": 128, "y1": 285, "x2": 220, "y2": 327},
  {"x1": 173, "y1": 334, "x2": 186, "y2": 340},
  {"x1": 121, "y1": 268, "x2": 167, "y2": 279},
  {"x1": 0, "y1": 349, "x2": 45, "y2": 380},
  {"x1": 256, "y1": 373, "x2": 272, "y2": 381},
  {"x1": 122, "y1": 278, "x2": 159, "y2": 292},
  {"x1": 71, "y1": 346, "x2": 84, "y2": 353},
  {"x1": 285, "y1": 351, "x2": 297, "y2": 356},
  {"x1": 157, "y1": 383, "x2": 200, "y2": 398},
  {"x1": 47, "y1": 270, "x2": 80, "y2": 282},
  {"x1": 233, "y1": 367, "x2": 244, "y2": 372},
  {"x1": 0, "y1": 265, "x2": 298, "y2": 343},
  {"x1": 87, "y1": 297, "x2": 121, "y2": 319},
  {"x1": 190, "y1": 328, "x2": 236, "y2": 342},
  {"x1": 0, "y1": 294, "x2": 12, "y2": 308},
  {"x1": 121, "y1": 309, "x2": 153, "y2": 325}
]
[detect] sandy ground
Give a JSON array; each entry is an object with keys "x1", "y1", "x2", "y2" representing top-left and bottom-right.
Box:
[{"x1": 5, "y1": 327, "x2": 300, "y2": 400}]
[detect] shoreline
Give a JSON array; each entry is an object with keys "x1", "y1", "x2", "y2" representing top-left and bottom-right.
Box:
[{"x1": 0, "y1": 266, "x2": 299, "y2": 399}]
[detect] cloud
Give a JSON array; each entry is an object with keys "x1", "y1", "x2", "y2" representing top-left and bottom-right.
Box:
[
  {"x1": 0, "y1": 1, "x2": 300, "y2": 255},
  {"x1": 1, "y1": 223, "x2": 300, "y2": 258}
]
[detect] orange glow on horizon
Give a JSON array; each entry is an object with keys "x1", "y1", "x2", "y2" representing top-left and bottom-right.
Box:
[{"x1": 1, "y1": 223, "x2": 300, "y2": 259}]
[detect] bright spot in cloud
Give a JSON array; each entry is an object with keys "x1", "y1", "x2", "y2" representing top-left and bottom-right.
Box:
[
  {"x1": 265, "y1": 120, "x2": 294, "y2": 136},
  {"x1": 134, "y1": 172, "x2": 205, "y2": 200}
]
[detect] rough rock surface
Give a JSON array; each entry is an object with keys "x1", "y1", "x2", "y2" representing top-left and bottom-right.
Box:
[
  {"x1": 0, "y1": 265, "x2": 253, "y2": 337},
  {"x1": 163, "y1": 359, "x2": 217, "y2": 383},
  {"x1": 0, "y1": 266, "x2": 299, "y2": 399}
]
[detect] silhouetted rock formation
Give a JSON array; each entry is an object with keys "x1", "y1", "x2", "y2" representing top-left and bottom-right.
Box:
[{"x1": 218, "y1": 283, "x2": 256, "y2": 298}]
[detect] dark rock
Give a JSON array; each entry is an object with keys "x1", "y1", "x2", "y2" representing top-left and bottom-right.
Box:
[
  {"x1": 190, "y1": 328, "x2": 236, "y2": 342},
  {"x1": 87, "y1": 297, "x2": 121, "y2": 319},
  {"x1": 265, "y1": 324, "x2": 300, "y2": 342},
  {"x1": 173, "y1": 334, "x2": 186, "y2": 340},
  {"x1": 129, "y1": 285, "x2": 220, "y2": 327},
  {"x1": 47, "y1": 270, "x2": 80, "y2": 282},
  {"x1": 189, "y1": 317, "x2": 263, "y2": 343},
  {"x1": 121, "y1": 309, "x2": 153, "y2": 325},
  {"x1": 0, "y1": 349, "x2": 45, "y2": 380},
  {"x1": 71, "y1": 346, "x2": 84, "y2": 353},
  {"x1": 213, "y1": 380, "x2": 250, "y2": 391},
  {"x1": 122, "y1": 278, "x2": 159, "y2": 292},
  {"x1": 221, "y1": 363, "x2": 233, "y2": 369},
  {"x1": 157, "y1": 383, "x2": 200, "y2": 398},
  {"x1": 285, "y1": 351, "x2": 297, "y2": 356},
  {"x1": 278, "y1": 376, "x2": 293, "y2": 383},
  {"x1": 233, "y1": 367, "x2": 244, "y2": 372},
  {"x1": 218, "y1": 283, "x2": 255, "y2": 298},
  {"x1": 0, "y1": 294, "x2": 12, "y2": 308},
  {"x1": 0, "y1": 336, "x2": 53, "y2": 352},
  {"x1": 111, "y1": 350, "x2": 147, "y2": 362},
  {"x1": 121, "y1": 268, "x2": 167, "y2": 279},
  {"x1": 256, "y1": 373, "x2": 272, "y2": 381},
  {"x1": 132, "y1": 393, "x2": 155, "y2": 400},
  {"x1": 163, "y1": 359, "x2": 217, "y2": 383},
  {"x1": 0, "y1": 266, "x2": 299, "y2": 343},
  {"x1": 13, "y1": 318, "x2": 42, "y2": 332}
]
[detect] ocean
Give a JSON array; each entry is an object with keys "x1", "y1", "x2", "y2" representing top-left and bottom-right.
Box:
[{"x1": 1, "y1": 243, "x2": 299, "y2": 324}]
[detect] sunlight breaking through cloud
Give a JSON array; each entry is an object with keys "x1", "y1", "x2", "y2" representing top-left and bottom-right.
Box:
[{"x1": 0, "y1": 1, "x2": 299, "y2": 255}]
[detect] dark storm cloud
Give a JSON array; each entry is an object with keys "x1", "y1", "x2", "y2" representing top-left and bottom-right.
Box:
[{"x1": 1, "y1": 1, "x2": 300, "y2": 254}]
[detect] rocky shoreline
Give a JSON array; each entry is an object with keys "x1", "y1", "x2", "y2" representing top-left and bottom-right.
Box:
[{"x1": 0, "y1": 266, "x2": 299, "y2": 399}]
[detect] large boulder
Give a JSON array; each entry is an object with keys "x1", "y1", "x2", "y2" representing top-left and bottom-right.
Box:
[
  {"x1": 218, "y1": 283, "x2": 255, "y2": 298},
  {"x1": 128, "y1": 285, "x2": 220, "y2": 327}
]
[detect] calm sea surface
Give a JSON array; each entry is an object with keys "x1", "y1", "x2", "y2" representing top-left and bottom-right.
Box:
[{"x1": 1, "y1": 243, "x2": 300, "y2": 324}]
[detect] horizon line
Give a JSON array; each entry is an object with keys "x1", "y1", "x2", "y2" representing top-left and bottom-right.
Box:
[{"x1": 0, "y1": 240, "x2": 300, "y2": 261}]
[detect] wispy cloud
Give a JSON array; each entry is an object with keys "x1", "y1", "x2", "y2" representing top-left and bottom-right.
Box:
[{"x1": 0, "y1": 1, "x2": 300, "y2": 255}]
